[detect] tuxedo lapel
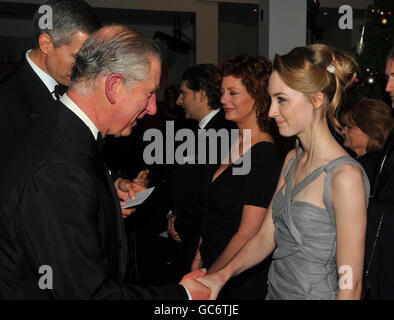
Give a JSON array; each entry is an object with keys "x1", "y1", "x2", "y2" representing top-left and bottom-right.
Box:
[
  {"x1": 57, "y1": 103, "x2": 128, "y2": 282},
  {"x1": 11, "y1": 57, "x2": 57, "y2": 137},
  {"x1": 91, "y1": 144, "x2": 128, "y2": 282}
]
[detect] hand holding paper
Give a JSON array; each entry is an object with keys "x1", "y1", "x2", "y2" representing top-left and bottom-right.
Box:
[{"x1": 121, "y1": 187, "x2": 155, "y2": 209}]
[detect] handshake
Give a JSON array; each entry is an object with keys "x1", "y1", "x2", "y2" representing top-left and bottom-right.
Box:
[{"x1": 180, "y1": 268, "x2": 223, "y2": 300}]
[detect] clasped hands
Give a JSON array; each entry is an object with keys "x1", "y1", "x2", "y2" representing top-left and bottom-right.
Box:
[
  {"x1": 114, "y1": 169, "x2": 149, "y2": 219},
  {"x1": 180, "y1": 268, "x2": 226, "y2": 300}
]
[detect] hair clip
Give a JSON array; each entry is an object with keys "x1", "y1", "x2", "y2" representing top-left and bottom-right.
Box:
[{"x1": 327, "y1": 65, "x2": 336, "y2": 74}]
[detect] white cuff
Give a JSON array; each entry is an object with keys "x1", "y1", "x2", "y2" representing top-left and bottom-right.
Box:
[{"x1": 181, "y1": 285, "x2": 193, "y2": 300}]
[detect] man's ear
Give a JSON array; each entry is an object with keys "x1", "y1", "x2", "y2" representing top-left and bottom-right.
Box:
[
  {"x1": 311, "y1": 92, "x2": 325, "y2": 110},
  {"x1": 105, "y1": 74, "x2": 123, "y2": 104},
  {"x1": 199, "y1": 89, "x2": 207, "y2": 103},
  {"x1": 38, "y1": 33, "x2": 54, "y2": 55}
]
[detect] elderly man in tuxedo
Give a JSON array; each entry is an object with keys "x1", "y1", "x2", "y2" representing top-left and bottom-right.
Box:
[
  {"x1": 0, "y1": 24, "x2": 209, "y2": 300},
  {"x1": 0, "y1": 0, "x2": 145, "y2": 217}
]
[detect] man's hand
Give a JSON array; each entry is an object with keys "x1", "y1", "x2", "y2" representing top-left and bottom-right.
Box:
[
  {"x1": 114, "y1": 177, "x2": 137, "y2": 218},
  {"x1": 133, "y1": 169, "x2": 149, "y2": 188},
  {"x1": 168, "y1": 212, "x2": 182, "y2": 242},
  {"x1": 114, "y1": 170, "x2": 149, "y2": 219},
  {"x1": 180, "y1": 268, "x2": 210, "y2": 300}
]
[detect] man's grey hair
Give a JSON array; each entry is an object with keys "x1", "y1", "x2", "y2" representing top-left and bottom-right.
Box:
[
  {"x1": 70, "y1": 25, "x2": 162, "y2": 91},
  {"x1": 32, "y1": 0, "x2": 101, "y2": 48}
]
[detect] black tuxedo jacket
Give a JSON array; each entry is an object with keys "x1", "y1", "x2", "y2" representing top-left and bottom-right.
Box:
[
  {"x1": 365, "y1": 128, "x2": 394, "y2": 299},
  {"x1": 0, "y1": 56, "x2": 58, "y2": 170},
  {"x1": 0, "y1": 101, "x2": 187, "y2": 299},
  {"x1": 167, "y1": 110, "x2": 236, "y2": 242}
]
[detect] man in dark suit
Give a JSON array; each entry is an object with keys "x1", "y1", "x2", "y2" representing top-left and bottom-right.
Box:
[
  {"x1": 0, "y1": 0, "x2": 100, "y2": 169},
  {"x1": 0, "y1": 24, "x2": 209, "y2": 300},
  {"x1": 0, "y1": 0, "x2": 145, "y2": 217},
  {"x1": 364, "y1": 43, "x2": 394, "y2": 299},
  {"x1": 164, "y1": 64, "x2": 235, "y2": 280}
]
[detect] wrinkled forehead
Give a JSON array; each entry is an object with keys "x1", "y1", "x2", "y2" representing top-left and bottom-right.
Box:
[{"x1": 147, "y1": 56, "x2": 162, "y2": 89}]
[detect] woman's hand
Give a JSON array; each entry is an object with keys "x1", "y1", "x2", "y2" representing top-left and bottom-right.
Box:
[
  {"x1": 191, "y1": 258, "x2": 203, "y2": 272},
  {"x1": 197, "y1": 271, "x2": 228, "y2": 300},
  {"x1": 168, "y1": 213, "x2": 183, "y2": 242}
]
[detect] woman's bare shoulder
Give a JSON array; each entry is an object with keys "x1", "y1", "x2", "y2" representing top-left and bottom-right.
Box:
[{"x1": 331, "y1": 162, "x2": 365, "y2": 192}]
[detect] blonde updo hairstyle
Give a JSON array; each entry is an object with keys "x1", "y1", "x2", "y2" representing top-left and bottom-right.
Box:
[{"x1": 273, "y1": 44, "x2": 358, "y2": 134}]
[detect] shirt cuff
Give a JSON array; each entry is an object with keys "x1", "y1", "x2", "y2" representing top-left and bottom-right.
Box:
[{"x1": 181, "y1": 285, "x2": 193, "y2": 300}]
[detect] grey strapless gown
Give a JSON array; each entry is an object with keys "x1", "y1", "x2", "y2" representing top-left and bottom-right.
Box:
[{"x1": 267, "y1": 151, "x2": 370, "y2": 300}]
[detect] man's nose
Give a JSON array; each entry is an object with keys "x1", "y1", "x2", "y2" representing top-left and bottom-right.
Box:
[
  {"x1": 145, "y1": 93, "x2": 157, "y2": 116},
  {"x1": 176, "y1": 94, "x2": 183, "y2": 106},
  {"x1": 386, "y1": 78, "x2": 394, "y2": 93}
]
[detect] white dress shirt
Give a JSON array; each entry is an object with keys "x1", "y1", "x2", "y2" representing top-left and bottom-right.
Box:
[
  {"x1": 198, "y1": 108, "x2": 220, "y2": 130},
  {"x1": 25, "y1": 49, "x2": 59, "y2": 100},
  {"x1": 60, "y1": 93, "x2": 99, "y2": 140}
]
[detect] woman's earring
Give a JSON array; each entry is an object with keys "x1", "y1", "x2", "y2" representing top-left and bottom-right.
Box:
[{"x1": 256, "y1": 107, "x2": 262, "y2": 119}]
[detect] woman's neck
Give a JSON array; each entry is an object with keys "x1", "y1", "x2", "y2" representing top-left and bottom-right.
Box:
[
  {"x1": 237, "y1": 118, "x2": 272, "y2": 145},
  {"x1": 297, "y1": 120, "x2": 343, "y2": 162}
]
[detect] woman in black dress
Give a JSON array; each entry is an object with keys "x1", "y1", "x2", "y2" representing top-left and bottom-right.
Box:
[{"x1": 191, "y1": 54, "x2": 285, "y2": 299}]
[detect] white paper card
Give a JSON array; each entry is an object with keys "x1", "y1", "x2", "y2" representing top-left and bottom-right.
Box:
[
  {"x1": 121, "y1": 186, "x2": 155, "y2": 208},
  {"x1": 158, "y1": 231, "x2": 169, "y2": 238}
]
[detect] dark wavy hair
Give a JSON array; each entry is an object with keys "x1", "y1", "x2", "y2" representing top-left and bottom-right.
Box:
[
  {"x1": 220, "y1": 54, "x2": 294, "y2": 157},
  {"x1": 182, "y1": 64, "x2": 221, "y2": 109},
  {"x1": 220, "y1": 54, "x2": 273, "y2": 132}
]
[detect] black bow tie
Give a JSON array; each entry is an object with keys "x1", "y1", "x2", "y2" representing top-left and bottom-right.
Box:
[
  {"x1": 96, "y1": 132, "x2": 106, "y2": 153},
  {"x1": 53, "y1": 84, "x2": 68, "y2": 100}
]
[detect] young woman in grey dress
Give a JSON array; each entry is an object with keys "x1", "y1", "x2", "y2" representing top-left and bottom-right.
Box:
[{"x1": 198, "y1": 44, "x2": 370, "y2": 300}]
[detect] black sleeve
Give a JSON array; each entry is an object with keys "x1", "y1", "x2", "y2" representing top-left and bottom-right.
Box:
[
  {"x1": 238, "y1": 143, "x2": 282, "y2": 208},
  {"x1": 17, "y1": 162, "x2": 187, "y2": 300}
]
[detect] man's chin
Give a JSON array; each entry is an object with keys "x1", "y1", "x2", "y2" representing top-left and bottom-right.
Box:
[
  {"x1": 60, "y1": 76, "x2": 72, "y2": 87},
  {"x1": 118, "y1": 127, "x2": 133, "y2": 137}
]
